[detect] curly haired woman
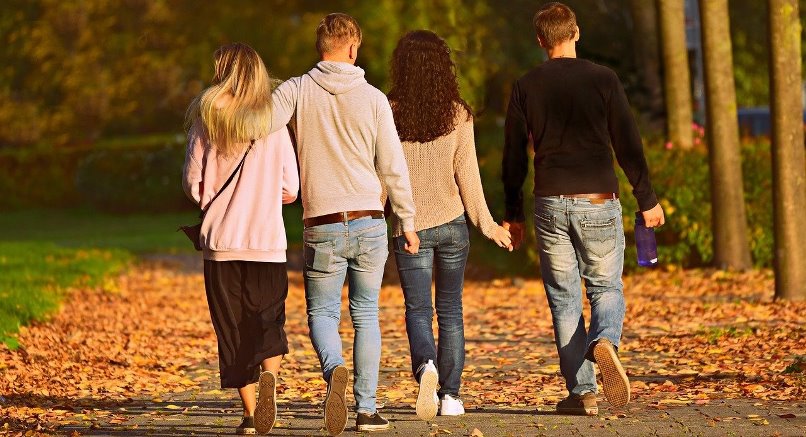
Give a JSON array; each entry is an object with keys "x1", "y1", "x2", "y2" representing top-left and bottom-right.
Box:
[
  {"x1": 386, "y1": 30, "x2": 512, "y2": 421},
  {"x1": 183, "y1": 43, "x2": 299, "y2": 435}
]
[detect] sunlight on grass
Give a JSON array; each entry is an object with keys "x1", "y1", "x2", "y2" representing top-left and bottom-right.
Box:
[
  {"x1": 0, "y1": 206, "x2": 305, "y2": 347},
  {"x1": 0, "y1": 242, "x2": 132, "y2": 348}
]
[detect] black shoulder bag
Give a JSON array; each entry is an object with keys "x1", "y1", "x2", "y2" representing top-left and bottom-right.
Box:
[{"x1": 179, "y1": 140, "x2": 254, "y2": 251}]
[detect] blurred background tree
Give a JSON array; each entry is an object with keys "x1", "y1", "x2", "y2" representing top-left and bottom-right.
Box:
[
  {"x1": 1, "y1": 0, "x2": 797, "y2": 147},
  {"x1": 0, "y1": 0, "x2": 803, "y2": 275}
]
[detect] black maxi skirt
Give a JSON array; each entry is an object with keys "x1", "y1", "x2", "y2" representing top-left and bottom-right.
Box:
[{"x1": 203, "y1": 260, "x2": 289, "y2": 388}]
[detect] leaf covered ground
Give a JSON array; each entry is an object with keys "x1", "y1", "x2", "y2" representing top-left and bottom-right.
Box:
[{"x1": 1, "y1": 260, "x2": 804, "y2": 435}]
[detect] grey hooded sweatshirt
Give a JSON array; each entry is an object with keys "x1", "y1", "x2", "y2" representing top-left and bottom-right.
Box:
[{"x1": 269, "y1": 61, "x2": 416, "y2": 232}]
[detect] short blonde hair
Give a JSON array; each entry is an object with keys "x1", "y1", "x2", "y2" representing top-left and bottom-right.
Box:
[
  {"x1": 533, "y1": 2, "x2": 578, "y2": 48},
  {"x1": 316, "y1": 13, "x2": 363, "y2": 55}
]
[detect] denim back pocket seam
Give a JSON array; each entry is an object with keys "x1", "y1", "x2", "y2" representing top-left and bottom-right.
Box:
[
  {"x1": 579, "y1": 217, "x2": 617, "y2": 258},
  {"x1": 536, "y1": 212, "x2": 556, "y2": 230},
  {"x1": 448, "y1": 220, "x2": 470, "y2": 247},
  {"x1": 357, "y1": 233, "x2": 389, "y2": 271}
]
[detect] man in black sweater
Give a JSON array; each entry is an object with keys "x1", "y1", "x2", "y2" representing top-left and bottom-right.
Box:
[{"x1": 502, "y1": 2, "x2": 665, "y2": 416}]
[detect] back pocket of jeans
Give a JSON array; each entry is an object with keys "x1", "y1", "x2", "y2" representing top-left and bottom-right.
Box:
[
  {"x1": 580, "y1": 217, "x2": 617, "y2": 258},
  {"x1": 357, "y1": 233, "x2": 388, "y2": 271},
  {"x1": 304, "y1": 241, "x2": 335, "y2": 272}
]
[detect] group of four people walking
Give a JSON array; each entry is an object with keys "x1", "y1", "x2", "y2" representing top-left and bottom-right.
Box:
[{"x1": 182, "y1": 2, "x2": 665, "y2": 435}]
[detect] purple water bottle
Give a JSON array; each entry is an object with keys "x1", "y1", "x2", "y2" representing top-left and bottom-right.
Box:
[{"x1": 634, "y1": 211, "x2": 658, "y2": 267}]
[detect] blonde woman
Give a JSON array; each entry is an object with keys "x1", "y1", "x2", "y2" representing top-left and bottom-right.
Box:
[{"x1": 183, "y1": 43, "x2": 299, "y2": 435}]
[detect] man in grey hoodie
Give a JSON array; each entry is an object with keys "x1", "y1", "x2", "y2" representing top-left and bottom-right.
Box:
[{"x1": 268, "y1": 13, "x2": 418, "y2": 436}]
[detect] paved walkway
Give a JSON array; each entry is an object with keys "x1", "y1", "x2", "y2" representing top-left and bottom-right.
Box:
[
  {"x1": 60, "y1": 360, "x2": 806, "y2": 436},
  {"x1": 3, "y1": 257, "x2": 805, "y2": 436}
]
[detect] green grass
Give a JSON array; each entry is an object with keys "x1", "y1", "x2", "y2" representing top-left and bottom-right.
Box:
[
  {"x1": 0, "y1": 242, "x2": 131, "y2": 348},
  {"x1": 0, "y1": 206, "x2": 305, "y2": 253},
  {"x1": 0, "y1": 205, "x2": 305, "y2": 348}
]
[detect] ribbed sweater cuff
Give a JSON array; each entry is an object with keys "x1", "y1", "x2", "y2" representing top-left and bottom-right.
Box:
[{"x1": 400, "y1": 218, "x2": 415, "y2": 233}]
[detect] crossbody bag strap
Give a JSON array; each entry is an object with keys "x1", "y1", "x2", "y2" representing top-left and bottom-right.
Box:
[{"x1": 199, "y1": 139, "x2": 255, "y2": 219}]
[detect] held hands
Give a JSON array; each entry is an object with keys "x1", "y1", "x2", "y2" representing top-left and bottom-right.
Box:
[
  {"x1": 642, "y1": 203, "x2": 666, "y2": 228},
  {"x1": 491, "y1": 225, "x2": 513, "y2": 252},
  {"x1": 403, "y1": 231, "x2": 420, "y2": 254},
  {"x1": 502, "y1": 221, "x2": 525, "y2": 251}
]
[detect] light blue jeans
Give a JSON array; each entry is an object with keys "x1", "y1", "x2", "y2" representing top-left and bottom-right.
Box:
[
  {"x1": 534, "y1": 196, "x2": 626, "y2": 396},
  {"x1": 303, "y1": 217, "x2": 387, "y2": 414}
]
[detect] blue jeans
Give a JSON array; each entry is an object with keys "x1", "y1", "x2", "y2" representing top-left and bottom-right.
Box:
[
  {"x1": 303, "y1": 217, "x2": 388, "y2": 414},
  {"x1": 394, "y1": 215, "x2": 469, "y2": 398},
  {"x1": 534, "y1": 196, "x2": 626, "y2": 396}
]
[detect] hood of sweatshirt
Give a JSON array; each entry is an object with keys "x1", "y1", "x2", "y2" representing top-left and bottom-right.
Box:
[{"x1": 308, "y1": 61, "x2": 367, "y2": 95}]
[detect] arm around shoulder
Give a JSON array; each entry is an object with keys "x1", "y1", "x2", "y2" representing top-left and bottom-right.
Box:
[
  {"x1": 269, "y1": 78, "x2": 301, "y2": 134},
  {"x1": 279, "y1": 127, "x2": 299, "y2": 204}
]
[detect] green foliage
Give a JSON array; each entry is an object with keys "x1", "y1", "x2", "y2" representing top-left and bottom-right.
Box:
[
  {"x1": 0, "y1": 0, "x2": 787, "y2": 147},
  {"x1": 0, "y1": 146, "x2": 84, "y2": 209},
  {"x1": 75, "y1": 144, "x2": 190, "y2": 213},
  {"x1": 0, "y1": 137, "x2": 192, "y2": 212},
  {"x1": 0, "y1": 242, "x2": 132, "y2": 348},
  {"x1": 616, "y1": 140, "x2": 775, "y2": 268}
]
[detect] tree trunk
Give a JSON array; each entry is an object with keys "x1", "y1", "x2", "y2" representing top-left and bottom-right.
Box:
[
  {"x1": 769, "y1": 0, "x2": 806, "y2": 300},
  {"x1": 699, "y1": 0, "x2": 753, "y2": 270},
  {"x1": 657, "y1": 0, "x2": 693, "y2": 149},
  {"x1": 629, "y1": 0, "x2": 664, "y2": 131}
]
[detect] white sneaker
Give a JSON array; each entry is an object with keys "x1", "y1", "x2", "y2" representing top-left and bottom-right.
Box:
[
  {"x1": 416, "y1": 360, "x2": 439, "y2": 421},
  {"x1": 439, "y1": 394, "x2": 465, "y2": 416}
]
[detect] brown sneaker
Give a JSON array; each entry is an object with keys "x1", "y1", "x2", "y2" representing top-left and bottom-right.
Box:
[
  {"x1": 324, "y1": 365, "x2": 349, "y2": 436},
  {"x1": 556, "y1": 393, "x2": 598, "y2": 416},
  {"x1": 593, "y1": 338, "x2": 630, "y2": 407},
  {"x1": 254, "y1": 371, "x2": 277, "y2": 435}
]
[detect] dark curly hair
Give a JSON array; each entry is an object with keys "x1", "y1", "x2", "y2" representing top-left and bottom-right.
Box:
[{"x1": 388, "y1": 30, "x2": 472, "y2": 143}]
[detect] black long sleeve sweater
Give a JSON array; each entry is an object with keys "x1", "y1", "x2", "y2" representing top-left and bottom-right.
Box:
[{"x1": 502, "y1": 57, "x2": 658, "y2": 221}]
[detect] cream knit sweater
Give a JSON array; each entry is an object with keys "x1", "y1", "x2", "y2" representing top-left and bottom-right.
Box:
[{"x1": 387, "y1": 109, "x2": 499, "y2": 239}]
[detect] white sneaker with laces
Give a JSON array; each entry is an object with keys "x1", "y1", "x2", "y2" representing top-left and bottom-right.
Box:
[
  {"x1": 439, "y1": 394, "x2": 465, "y2": 416},
  {"x1": 415, "y1": 360, "x2": 439, "y2": 421}
]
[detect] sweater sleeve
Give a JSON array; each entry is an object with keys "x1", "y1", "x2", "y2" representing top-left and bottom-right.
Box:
[
  {"x1": 269, "y1": 78, "x2": 300, "y2": 134},
  {"x1": 375, "y1": 97, "x2": 416, "y2": 232},
  {"x1": 502, "y1": 80, "x2": 530, "y2": 222},
  {"x1": 606, "y1": 72, "x2": 658, "y2": 211},
  {"x1": 454, "y1": 117, "x2": 498, "y2": 239},
  {"x1": 182, "y1": 123, "x2": 205, "y2": 207},
  {"x1": 279, "y1": 127, "x2": 300, "y2": 204}
]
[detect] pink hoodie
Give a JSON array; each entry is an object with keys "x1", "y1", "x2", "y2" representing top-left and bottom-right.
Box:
[{"x1": 182, "y1": 124, "x2": 299, "y2": 262}]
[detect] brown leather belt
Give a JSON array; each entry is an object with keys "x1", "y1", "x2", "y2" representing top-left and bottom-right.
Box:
[
  {"x1": 559, "y1": 193, "x2": 619, "y2": 204},
  {"x1": 303, "y1": 210, "x2": 384, "y2": 228}
]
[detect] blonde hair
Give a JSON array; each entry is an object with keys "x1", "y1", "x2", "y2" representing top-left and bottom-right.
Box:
[
  {"x1": 316, "y1": 13, "x2": 363, "y2": 55},
  {"x1": 185, "y1": 43, "x2": 272, "y2": 157}
]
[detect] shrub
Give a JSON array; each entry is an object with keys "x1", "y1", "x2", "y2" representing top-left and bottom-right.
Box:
[
  {"x1": 0, "y1": 147, "x2": 85, "y2": 209},
  {"x1": 75, "y1": 144, "x2": 192, "y2": 213},
  {"x1": 616, "y1": 140, "x2": 774, "y2": 268},
  {"x1": 1, "y1": 135, "x2": 194, "y2": 213}
]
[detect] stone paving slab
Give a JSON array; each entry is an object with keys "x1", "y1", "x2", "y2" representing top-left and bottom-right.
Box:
[{"x1": 60, "y1": 385, "x2": 805, "y2": 436}]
